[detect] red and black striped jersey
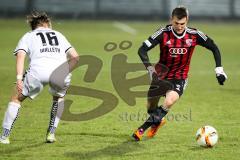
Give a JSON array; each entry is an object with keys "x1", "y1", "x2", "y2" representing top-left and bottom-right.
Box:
[{"x1": 144, "y1": 25, "x2": 211, "y2": 80}]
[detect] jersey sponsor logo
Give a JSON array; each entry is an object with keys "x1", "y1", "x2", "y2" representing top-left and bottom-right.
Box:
[{"x1": 169, "y1": 48, "x2": 187, "y2": 56}]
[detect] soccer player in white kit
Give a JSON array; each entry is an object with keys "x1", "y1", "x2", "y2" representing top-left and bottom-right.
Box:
[{"x1": 0, "y1": 11, "x2": 79, "y2": 144}]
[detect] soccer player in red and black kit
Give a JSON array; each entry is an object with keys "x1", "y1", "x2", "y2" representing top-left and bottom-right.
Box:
[{"x1": 132, "y1": 6, "x2": 228, "y2": 141}]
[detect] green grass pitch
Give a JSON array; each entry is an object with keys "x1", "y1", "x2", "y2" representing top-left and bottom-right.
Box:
[{"x1": 0, "y1": 19, "x2": 240, "y2": 159}]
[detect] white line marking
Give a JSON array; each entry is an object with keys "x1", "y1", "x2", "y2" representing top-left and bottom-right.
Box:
[{"x1": 113, "y1": 21, "x2": 137, "y2": 35}]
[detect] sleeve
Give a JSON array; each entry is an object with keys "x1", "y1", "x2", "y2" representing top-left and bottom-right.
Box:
[
  {"x1": 138, "y1": 29, "x2": 163, "y2": 68},
  {"x1": 13, "y1": 33, "x2": 29, "y2": 56},
  {"x1": 58, "y1": 32, "x2": 72, "y2": 54},
  {"x1": 143, "y1": 29, "x2": 163, "y2": 50},
  {"x1": 196, "y1": 30, "x2": 222, "y2": 67}
]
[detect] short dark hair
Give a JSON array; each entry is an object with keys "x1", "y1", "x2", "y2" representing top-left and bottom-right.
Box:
[
  {"x1": 27, "y1": 11, "x2": 51, "y2": 30},
  {"x1": 171, "y1": 6, "x2": 188, "y2": 19}
]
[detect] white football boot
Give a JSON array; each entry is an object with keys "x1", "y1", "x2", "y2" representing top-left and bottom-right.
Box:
[
  {"x1": 0, "y1": 136, "x2": 10, "y2": 144},
  {"x1": 46, "y1": 133, "x2": 56, "y2": 143}
]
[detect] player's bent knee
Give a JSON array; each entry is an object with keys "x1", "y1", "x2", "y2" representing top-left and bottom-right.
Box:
[
  {"x1": 58, "y1": 97, "x2": 64, "y2": 102},
  {"x1": 10, "y1": 97, "x2": 22, "y2": 105},
  {"x1": 164, "y1": 91, "x2": 179, "y2": 108},
  {"x1": 53, "y1": 96, "x2": 64, "y2": 102},
  {"x1": 164, "y1": 99, "x2": 176, "y2": 108},
  {"x1": 11, "y1": 93, "x2": 26, "y2": 103}
]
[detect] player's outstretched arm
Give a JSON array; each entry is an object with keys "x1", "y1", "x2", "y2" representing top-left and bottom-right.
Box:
[
  {"x1": 198, "y1": 35, "x2": 227, "y2": 85},
  {"x1": 206, "y1": 38, "x2": 227, "y2": 85}
]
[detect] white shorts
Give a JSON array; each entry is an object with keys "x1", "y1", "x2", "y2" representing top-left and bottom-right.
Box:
[{"x1": 22, "y1": 73, "x2": 71, "y2": 99}]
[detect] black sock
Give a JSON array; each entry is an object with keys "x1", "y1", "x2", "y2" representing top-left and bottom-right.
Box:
[
  {"x1": 138, "y1": 105, "x2": 168, "y2": 131},
  {"x1": 152, "y1": 105, "x2": 168, "y2": 125},
  {"x1": 139, "y1": 116, "x2": 153, "y2": 131}
]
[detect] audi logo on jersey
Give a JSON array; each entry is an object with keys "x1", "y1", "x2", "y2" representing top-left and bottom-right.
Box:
[{"x1": 169, "y1": 48, "x2": 187, "y2": 55}]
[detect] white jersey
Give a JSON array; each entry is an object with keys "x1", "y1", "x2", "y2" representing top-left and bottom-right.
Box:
[{"x1": 14, "y1": 27, "x2": 72, "y2": 83}]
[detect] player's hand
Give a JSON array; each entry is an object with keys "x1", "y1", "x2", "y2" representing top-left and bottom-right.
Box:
[
  {"x1": 215, "y1": 67, "x2": 227, "y2": 85},
  {"x1": 147, "y1": 66, "x2": 159, "y2": 82},
  {"x1": 16, "y1": 79, "x2": 23, "y2": 93}
]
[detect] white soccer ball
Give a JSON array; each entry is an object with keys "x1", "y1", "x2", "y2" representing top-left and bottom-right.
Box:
[{"x1": 196, "y1": 125, "x2": 218, "y2": 147}]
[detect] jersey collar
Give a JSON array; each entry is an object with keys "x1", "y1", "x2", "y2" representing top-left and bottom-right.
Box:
[
  {"x1": 170, "y1": 26, "x2": 187, "y2": 39},
  {"x1": 34, "y1": 27, "x2": 51, "y2": 31}
]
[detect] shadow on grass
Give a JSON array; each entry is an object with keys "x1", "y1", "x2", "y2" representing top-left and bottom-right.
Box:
[
  {"x1": 218, "y1": 88, "x2": 240, "y2": 95},
  {"x1": 59, "y1": 131, "x2": 129, "y2": 139},
  {"x1": 64, "y1": 139, "x2": 143, "y2": 160},
  {"x1": 0, "y1": 142, "x2": 46, "y2": 155},
  {"x1": 189, "y1": 146, "x2": 214, "y2": 151}
]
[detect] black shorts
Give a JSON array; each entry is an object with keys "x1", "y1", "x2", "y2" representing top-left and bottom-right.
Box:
[
  {"x1": 148, "y1": 79, "x2": 188, "y2": 98},
  {"x1": 167, "y1": 79, "x2": 188, "y2": 96}
]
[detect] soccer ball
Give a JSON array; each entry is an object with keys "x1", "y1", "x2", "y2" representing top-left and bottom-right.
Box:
[{"x1": 196, "y1": 125, "x2": 218, "y2": 147}]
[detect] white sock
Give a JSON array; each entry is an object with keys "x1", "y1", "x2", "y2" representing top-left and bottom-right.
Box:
[
  {"x1": 48, "y1": 99, "x2": 64, "y2": 134},
  {"x1": 2, "y1": 102, "x2": 21, "y2": 137},
  {"x1": 54, "y1": 99, "x2": 64, "y2": 128}
]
